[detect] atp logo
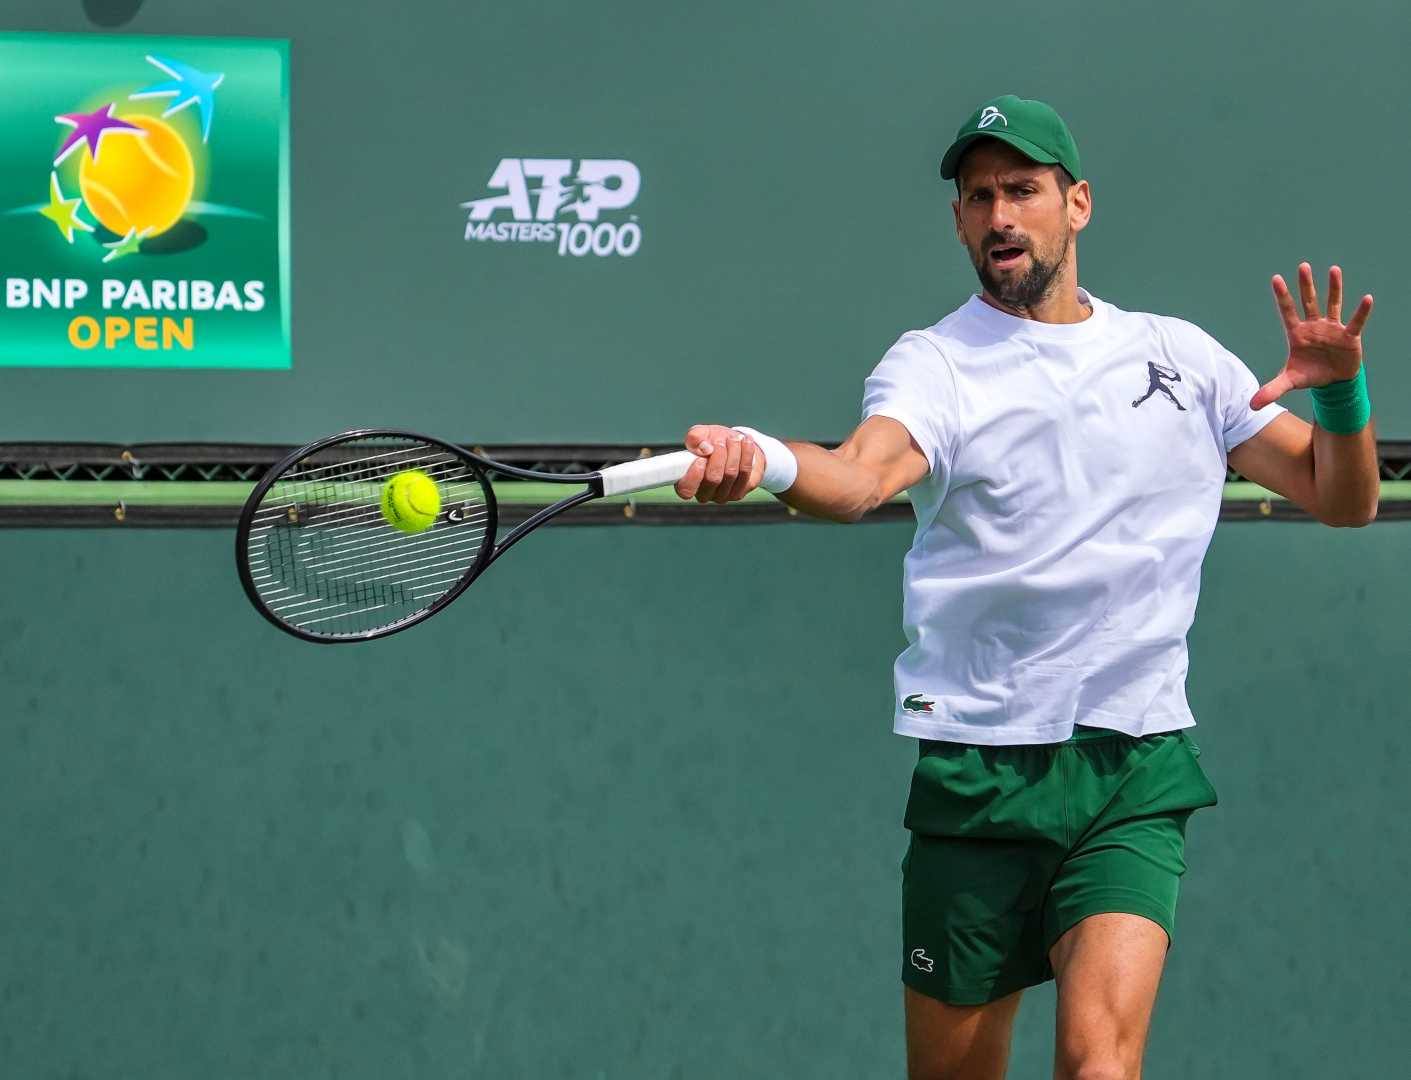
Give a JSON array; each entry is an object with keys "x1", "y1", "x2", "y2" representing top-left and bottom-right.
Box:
[{"x1": 460, "y1": 158, "x2": 642, "y2": 258}]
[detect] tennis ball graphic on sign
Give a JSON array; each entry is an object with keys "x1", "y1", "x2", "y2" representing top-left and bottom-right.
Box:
[
  {"x1": 78, "y1": 114, "x2": 194, "y2": 236},
  {"x1": 40, "y1": 54, "x2": 223, "y2": 260},
  {"x1": 381, "y1": 470, "x2": 442, "y2": 534}
]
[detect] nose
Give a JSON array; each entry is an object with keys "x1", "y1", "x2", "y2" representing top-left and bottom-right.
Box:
[{"x1": 986, "y1": 196, "x2": 1021, "y2": 232}]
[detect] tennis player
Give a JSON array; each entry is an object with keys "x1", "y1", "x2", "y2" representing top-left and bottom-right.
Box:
[{"x1": 674, "y1": 94, "x2": 1379, "y2": 1079}]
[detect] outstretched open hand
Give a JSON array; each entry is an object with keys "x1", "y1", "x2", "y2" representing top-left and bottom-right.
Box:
[{"x1": 1251, "y1": 263, "x2": 1373, "y2": 410}]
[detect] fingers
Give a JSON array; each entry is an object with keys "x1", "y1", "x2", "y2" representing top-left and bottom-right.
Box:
[
  {"x1": 721, "y1": 435, "x2": 757, "y2": 503},
  {"x1": 683, "y1": 424, "x2": 717, "y2": 455},
  {"x1": 1346, "y1": 293, "x2": 1374, "y2": 337},
  {"x1": 1250, "y1": 369, "x2": 1297, "y2": 410},
  {"x1": 675, "y1": 426, "x2": 760, "y2": 504},
  {"x1": 719, "y1": 432, "x2": 743, "y2": 502},
  {"x1": 677, "y1": 425, "x2": 720, "y2": 499},
  {"x1": 683, "y1": 424, "x2": 725, "y2": 500},
  {"x1": 702, "y1": 431, "x2": 752, "y2": 504},
  {"x1": 1297, "y1": 261, "x2": 1320, "y2": 320},
  {"x1": 1282, "y1": 263, "x2": 1362, "y2": 328},
  {"x1": 694, "y1": 432, "x2": 727, "y2": 501},
  {"x1": 1271, "y1": 274, "x2": 1300, "y2": 332},
  {"x1": 673, "y1": 454, "x2": 706, "y2": 499}
]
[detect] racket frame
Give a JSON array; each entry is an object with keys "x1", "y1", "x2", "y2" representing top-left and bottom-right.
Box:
[
  {"x1": 235, "y1": 430, "x2": 502, "y2": 644},
  {"x1": 235, "y1": 428, "x2": 635, "y2": 644}
]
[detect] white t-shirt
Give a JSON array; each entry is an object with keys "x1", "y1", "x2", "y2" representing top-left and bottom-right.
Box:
[{"x1": 862, "y1": 287, "x2": 1285, "y2": 745}]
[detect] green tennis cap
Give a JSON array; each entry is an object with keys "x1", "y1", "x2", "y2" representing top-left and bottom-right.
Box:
[{"x1": 939, "y1": 94, "x2": 1082, "y2": 183}]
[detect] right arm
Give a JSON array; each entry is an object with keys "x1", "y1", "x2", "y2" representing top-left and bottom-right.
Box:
[{"x1": 673, "y1": 417, "x2": 930, "y2": 523}]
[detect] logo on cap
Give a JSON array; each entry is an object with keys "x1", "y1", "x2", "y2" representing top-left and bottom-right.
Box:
[{"x1": 977, "y1": 105, "x2": 1007, "y2": 130}]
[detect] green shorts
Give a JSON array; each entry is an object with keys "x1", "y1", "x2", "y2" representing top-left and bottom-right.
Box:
[{"x1": 900, "y1": 728, "x2": 1218, "y2": 1006}]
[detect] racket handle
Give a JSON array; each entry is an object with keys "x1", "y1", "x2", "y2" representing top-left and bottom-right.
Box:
[{"x1": 598, "y1": 450, "x2": 697, "y2": 496}]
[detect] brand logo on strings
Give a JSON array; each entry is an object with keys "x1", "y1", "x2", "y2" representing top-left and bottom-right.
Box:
[{"x1": 460, "y1": 158, "x2": 642, "y2": 258}]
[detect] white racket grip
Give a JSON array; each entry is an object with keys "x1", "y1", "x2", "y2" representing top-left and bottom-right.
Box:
[{"x1": 598, "y1": 450, "x2": 698, "y2": 496}]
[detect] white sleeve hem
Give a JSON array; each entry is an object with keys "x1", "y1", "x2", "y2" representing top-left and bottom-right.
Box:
[
  {"x1": 862, "y1": 406, "x2": 940, "y2": 477},
  {"x1": 1225, "y1": 400, "x2": 1287, "y2": 452}
]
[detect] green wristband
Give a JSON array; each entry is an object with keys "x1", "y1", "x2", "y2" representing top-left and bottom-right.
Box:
[{"x1": 1310, "y1": 365, "x2": 1371, "y2": 435}]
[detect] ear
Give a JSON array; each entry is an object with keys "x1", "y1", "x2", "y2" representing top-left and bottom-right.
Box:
[
  {"x1": 951, "y1": 197, "x2": 963, "y2": 241},
  {"x1": 1068, "y1": 179, "x2": 1092, "y2": 233}
]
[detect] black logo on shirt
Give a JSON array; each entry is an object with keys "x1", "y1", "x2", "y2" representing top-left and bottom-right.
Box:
[{"x1": 1131, "y1": 362, "x2": 1187, "y2": 412}]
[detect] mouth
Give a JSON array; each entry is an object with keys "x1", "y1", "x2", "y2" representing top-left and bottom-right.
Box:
[{"x1": 988, "y1": 245, "x2": 1027, "y2": 270}]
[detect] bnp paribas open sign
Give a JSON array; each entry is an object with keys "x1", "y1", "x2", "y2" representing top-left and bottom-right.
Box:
[{"x1": 0, "y1": 32, "x2": 290, "y2": 369}]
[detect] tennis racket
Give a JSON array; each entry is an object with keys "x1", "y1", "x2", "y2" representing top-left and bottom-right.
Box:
[{"x1": 235, "y1": 429, "x2": 696, "y2": 643}]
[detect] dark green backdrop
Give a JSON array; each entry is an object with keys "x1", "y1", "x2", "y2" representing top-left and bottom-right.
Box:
[
  {"x1": 1, "y1": 0, "x2": 1406, "y2": 439},
  {"x1": 1, "y1": 522, "x2": 1408, "y2": 1078},
  {"x1": 1, "y1": 1, "x2": 1408, "y2": 1077}
]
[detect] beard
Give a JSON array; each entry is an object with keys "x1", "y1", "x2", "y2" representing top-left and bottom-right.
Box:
[{"x1": 969, "y1": 224, "x2": 1070, "y2": 309}]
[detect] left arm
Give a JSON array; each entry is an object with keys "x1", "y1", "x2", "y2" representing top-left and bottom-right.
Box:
[
  {"x1": 1227, "y1": 411, "x2": 1378, "y2": 526},
  {"x1": 1226, "y1": 263, "x2": 1379, "y2": 527}
]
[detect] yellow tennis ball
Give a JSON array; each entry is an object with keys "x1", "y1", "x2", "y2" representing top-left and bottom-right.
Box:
[
  {"x1": 78, "y1": 114, "x2": 195, "y2": 238},
  {"x1": 381, "y1": 470, "x2": 442, "y2": 534}
]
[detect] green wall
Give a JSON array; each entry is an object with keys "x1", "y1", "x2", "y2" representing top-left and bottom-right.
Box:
[
  {"x1": 1, "y1": 0, "x2": 1406, "y2": 440},
  {"x1": 1, "y1": 520, "x2": 1407, "y2": 1077},
  {"x1": 2, "y1": 1, "x2": 1408, "y2": 1076}
]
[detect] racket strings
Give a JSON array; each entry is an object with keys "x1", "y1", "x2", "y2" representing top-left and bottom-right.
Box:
[
  {"x1": 242, "y1": 436, "x2": 493, "y2": 637},
  {"x1": 256, "y1": 478, "x2": 485, "y2": 535}
]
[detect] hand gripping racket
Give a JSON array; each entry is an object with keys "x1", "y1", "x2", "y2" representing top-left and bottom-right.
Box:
[{"x1": 235, "y1": 429, "x2": 695, "y2": 642}]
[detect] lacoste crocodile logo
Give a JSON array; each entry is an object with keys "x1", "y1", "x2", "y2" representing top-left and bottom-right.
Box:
[
  {"x1": 903, "y1": 694, "x2": 934, "y2": 713},
  {"x1": 910, "y1": 948, "x2": 934, "y2": 973}
]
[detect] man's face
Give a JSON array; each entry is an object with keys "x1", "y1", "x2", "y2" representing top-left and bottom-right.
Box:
[{"x1": 952, "y1": 140, "x2": 1084, "y2": 309}]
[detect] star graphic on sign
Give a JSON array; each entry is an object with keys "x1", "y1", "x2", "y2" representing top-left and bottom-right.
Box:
[
  {"x1": 101, "y1": 226, "x2": 150, "y2": 263},
  {"x1": 130, "y1": 54, "x2": 225, "y2": 142},
  {"x1": 53, "y1": 103, "x2": 144, "y2": 167},
  {"x1": 38, "y1": 171, "x2": 95, "y2": 243}
]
